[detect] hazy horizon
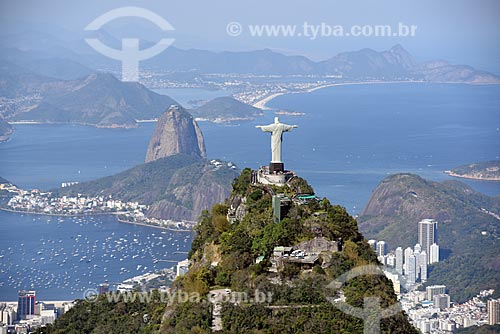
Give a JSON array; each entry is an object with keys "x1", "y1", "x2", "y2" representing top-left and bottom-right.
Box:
[{"x1": 1, "y1": 0, "x2": 499, "y2": 74}]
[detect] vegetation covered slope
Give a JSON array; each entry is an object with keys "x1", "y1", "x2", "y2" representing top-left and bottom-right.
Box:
[
  {"x1": 38, "y1": 169, "x2": 417, "y2": 334},
  {"x1": 53, "y1": 154, "x2": 239, "y2": 221},
  {"x1": 446, "y1": 160, "x2": 500, "y2": 181},
  {"x1": 190, "y1": 96, "x2": 263, "y2": 121},
  {"x1": 163, "y1": 170, "x2": 416, "y2": 333},
  {"x1": 6, "y1": 73, "x2": 178, "y2": 128},
  {"x1": 358, "y1": 173, "x2": 500, "y2": 302}
]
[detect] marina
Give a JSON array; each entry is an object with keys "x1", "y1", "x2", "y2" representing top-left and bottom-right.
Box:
[{"x1": 0, "y1": 210, "x2": 193, "y2": 301}]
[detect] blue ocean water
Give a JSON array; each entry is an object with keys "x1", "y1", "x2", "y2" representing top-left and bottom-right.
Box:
[
  {"x1": 201, "y1": 83, "x2": 500, "y2": 211},
  {"x1": 0, "y1": 83, "x2": 499, "y2": 300},
  {"x1": 0, "y1": 211, "x2": 192, "y2": 301},
  {"x1": 0, "y1": 123, "x2": 155, "y2": 190}
]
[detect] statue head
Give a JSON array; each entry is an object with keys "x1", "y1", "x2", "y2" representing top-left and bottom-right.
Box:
[{"x1": 274, "y1": 117, "x2": 279, "y2": 124}]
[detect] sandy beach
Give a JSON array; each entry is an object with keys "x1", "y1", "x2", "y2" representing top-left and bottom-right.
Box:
[{"x1": 252, "y1": 92, "x2": 287, "y2": 109}]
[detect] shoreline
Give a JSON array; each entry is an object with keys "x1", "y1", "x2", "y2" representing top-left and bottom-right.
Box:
[
  {"x1": 7, "y1": 120, "x2": 139, "y2": 129},
  {"x1": 116, "y1": 217, "x2": 193, "y2": 232},
  {"x1": 444, "y1": 171, "x2": 500, "y2": 181},
  {"x1": 252, "y1": 92, "x2": 287, "y2": 110},
  {"x1": 250, "y1": 80, "x2": 491, "y2": 110},
  {"x1": 0, "y1": 206, "x2": 117, "y2": 217},
  {"x1": 0, "y1": 207, "x2": 194, "y2": 232},
  {"x1": 251, "y1": 81, "x2": 423, "y2": 110}
]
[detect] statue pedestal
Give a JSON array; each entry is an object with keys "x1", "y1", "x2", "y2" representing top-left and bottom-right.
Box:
[
  {"x1": 269, "y1": 162, "x2": 284, "y2": 173},
  {"x1": 256, "y1": 165, "x2": 295, "y2": 186}
]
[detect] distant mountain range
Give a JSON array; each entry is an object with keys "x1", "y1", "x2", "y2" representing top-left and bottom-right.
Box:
[
  {"x1": 358, "y1": 173, "x2": 500, "y2": 302},
  {"x1": 142, "y1": 45, "x2": 500, "y2": 83},
  {"x1": 1, "y1": 26, "x2": 499, "y2": 82},
  {"x1": 1, "y1": 27, "x2": 500, "y2": 142},
  {"x1": 0, "y1": 46, "x2": 94, "y2": 80}
]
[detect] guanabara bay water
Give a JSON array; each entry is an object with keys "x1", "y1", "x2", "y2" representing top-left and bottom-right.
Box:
[
  {"x1": 0, "y1": 212, "x2": 192, "y2": 301},
  {"x1": 0, "y1": 83, "x2": 499, "y2": 301}
]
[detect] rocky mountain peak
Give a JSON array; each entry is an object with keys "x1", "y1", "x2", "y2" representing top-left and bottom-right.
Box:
[{"x1": 145, "y1": 105, "x2": 206, "y2": 163}]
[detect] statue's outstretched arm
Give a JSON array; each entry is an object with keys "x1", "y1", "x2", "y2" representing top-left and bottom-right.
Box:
[
  {"x1": 256, "y1": 124, "x2": 275, "y2": 132},
  {"x1": 283, "y1": 124, "x2": 298, "y2": 131}
]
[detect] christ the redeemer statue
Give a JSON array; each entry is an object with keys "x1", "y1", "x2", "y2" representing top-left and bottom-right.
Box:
[{"x1": 256, "y1": 117, "x2": 297, "y2": 173}]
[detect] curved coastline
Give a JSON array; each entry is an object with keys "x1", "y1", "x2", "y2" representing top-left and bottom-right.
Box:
[
  {"x1": 0, "y1": 206, "x2": 117, "y2": 217},
  {"x1": 116, "y1": 217, "x2": 193, "y2": 232},
  {"x1": 0, "y1": 207, "x2": 193, "y2": 232},
  {"x1": 251, "y1": 80, "x2": 496, "y2": 110},
  {"x1": 444, "y1": 171, "x2": 500, "y2": 181}
]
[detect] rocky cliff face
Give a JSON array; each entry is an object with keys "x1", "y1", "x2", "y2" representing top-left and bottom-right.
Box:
[
  {"x1": 145, "y1": 105, "x2": 206, "y2": 163},
  {"x1": 145, "y1": 163, "x2": 233, "y2": 221}
]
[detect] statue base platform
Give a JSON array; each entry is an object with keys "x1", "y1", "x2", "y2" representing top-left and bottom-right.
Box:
[
  {"x1": 269, "y1": 162, "x2": 284, "y2": 173},
  {"x1": 256, "y1": 165, "x2": 295, "y2": 186}
]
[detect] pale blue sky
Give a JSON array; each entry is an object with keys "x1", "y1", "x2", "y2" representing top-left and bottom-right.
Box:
[{"x1": 1, "y1": 0, "x2": 499, "y2": 73}]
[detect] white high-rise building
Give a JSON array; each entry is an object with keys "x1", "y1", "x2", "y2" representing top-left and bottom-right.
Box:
[
  {"x1": 376, "y1": 241, "x2": 387, "y2": 257},
  {"x1": 386, "y1": 253, "x2": 396, "y2": 267},
  {"x1": 419, "y1": 251, "x2": 428, "y2": 281},
  {"x1": 368, "y1": 240, "x2": 377, "y2": 250},
  {"x1": 430, "y1": 243, "x2": 439, "y2": 264},
  {"x1": 488, "y1": 299, "x2": 500, "y2": 325},
  {"x1": 418, "y1": 219, "x2": 438, "y2": 264},
  {"x1": 414, "y1": 243, "x2": 422, "y2": 253},
  {"x1": 414, "y1": 249, "x2": 421, "y2": 279},
  {"x1": 395, "y1": 247, "x2": 403, "y2": 274},
  {"x1": 404, "y1": 247, "x2": 414, "y2": 274},
  {"x1": 406, "y1": 254, "x2": 417, "y2": 284}
]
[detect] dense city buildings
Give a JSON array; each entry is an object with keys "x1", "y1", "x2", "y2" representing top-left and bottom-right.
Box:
[
  {"x1": 5, "y1": 185, "x2": 195, "y2": 230},
  {"x1": 433, "y1": 294, "x2": 451, "y2": 310},
  {"x1": 369, "y1": 219, "x2": 497, "y2": 332}
]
